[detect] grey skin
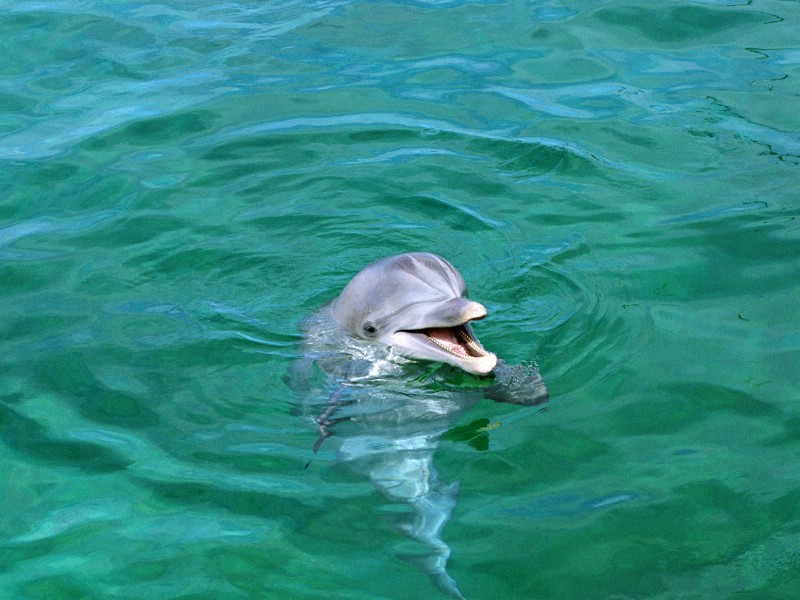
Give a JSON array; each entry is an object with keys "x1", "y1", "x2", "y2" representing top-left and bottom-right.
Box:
[{"x1": 291, "y1": 253, "x2": 547, "y2": 600}]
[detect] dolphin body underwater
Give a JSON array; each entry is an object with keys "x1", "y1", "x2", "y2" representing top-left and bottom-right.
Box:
[{"x1": 290, "y1": 253, "x2": 547, "y2": 599}]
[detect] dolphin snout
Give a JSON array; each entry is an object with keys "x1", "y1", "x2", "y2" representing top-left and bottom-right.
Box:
[
  {"x1": 439, "y1": 297, "x2": 486, "y2": 325},
  {"x1": 462, "y1": 300, "x2": 487, "y2": 322}
]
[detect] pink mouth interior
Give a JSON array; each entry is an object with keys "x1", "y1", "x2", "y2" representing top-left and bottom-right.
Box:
[{"x1": 424, "y1": 326, "x2": 485, "y2": 358}]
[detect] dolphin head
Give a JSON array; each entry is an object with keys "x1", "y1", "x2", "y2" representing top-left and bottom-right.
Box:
[{"x1": 331, "y1": 253, "x2": 498, "y2": 375}]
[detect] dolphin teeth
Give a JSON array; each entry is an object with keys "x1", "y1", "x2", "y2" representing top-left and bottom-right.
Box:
[
  {"x1": 456, "y1": 327, "x2": 488, "y2": 356},
  {"x1": 428, "y1": 335, "x2": 468, "y2": 357}
]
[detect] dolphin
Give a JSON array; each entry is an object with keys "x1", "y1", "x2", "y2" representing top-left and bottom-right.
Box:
[{"x1": 290, "y1": 253, "x2": 547, "y2": 599}]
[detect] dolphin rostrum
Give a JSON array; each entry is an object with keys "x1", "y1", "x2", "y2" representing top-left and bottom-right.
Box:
[{"x1": 291, "y1": 253, "x2": 547, "y2": 599}]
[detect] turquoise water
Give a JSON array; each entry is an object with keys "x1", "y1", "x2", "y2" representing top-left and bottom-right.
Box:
[{"x1": 2, "y1": 0, "x2": 799, "y2": 598}]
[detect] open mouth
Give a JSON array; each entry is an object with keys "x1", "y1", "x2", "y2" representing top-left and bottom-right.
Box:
[{"x1": 406, "y1": 324, "x2": 490, "y2": 360}]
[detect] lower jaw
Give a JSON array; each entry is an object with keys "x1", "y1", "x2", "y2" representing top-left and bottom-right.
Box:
[{"x1": 443, "y1": 352, "x2": 497, "y2": 375}]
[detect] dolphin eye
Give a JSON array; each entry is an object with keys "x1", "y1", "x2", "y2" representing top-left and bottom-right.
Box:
[{"x1": 363, "y1": 323, "x2": 378, "y2": 337}]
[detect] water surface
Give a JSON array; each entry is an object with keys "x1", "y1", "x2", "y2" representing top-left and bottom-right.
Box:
[{"x1": 1, "y1": 1, "x2": 799, "y2": 598}]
